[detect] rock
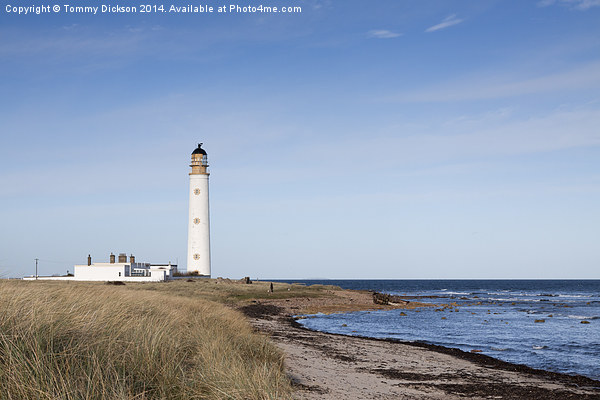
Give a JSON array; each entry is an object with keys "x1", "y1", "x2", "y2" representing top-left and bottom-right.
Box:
[
  {"x1": 470, "y1": 349, "x2": 482, "y2": 353},
  {"x1": 534, "y1": 319, "x2": 545, "y2": 323},
  {"x1": 372, "y1": 292, "x2": 409, "y2": 306},
  {"x1": 581, "y1": 320, "x2": 590, "y2": 324},
  {"x1": 372, "y1": 292, "x2": 390, "y2": 305}
]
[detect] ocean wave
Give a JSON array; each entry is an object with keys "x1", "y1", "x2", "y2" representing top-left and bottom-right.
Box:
[
  {"x1": 489, "y1": 292, "x2": 568, "y2": 298},
  {"x1": 532, "y1": 345, "x2": 547, "y2": 350},
  {"x1": 567, "y1": 315, "x2": 598, "y2": 320},
  {"x1": 495, "y1": 292, "x2": 537, "y2": 297},
  {"x1": 490, "y1": 347, "x2": 509, "y2": 351},
  {"x1": 494, "y1": 297, "x2": 540, "y2": 302},
  {"x1": 440, "y1": 291, "x2": 470, "y2": 295}
]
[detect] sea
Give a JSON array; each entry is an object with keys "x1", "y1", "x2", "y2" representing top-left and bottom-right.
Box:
[{"x1": 276, "y1": 280, "x2": 600, "y2": 381}]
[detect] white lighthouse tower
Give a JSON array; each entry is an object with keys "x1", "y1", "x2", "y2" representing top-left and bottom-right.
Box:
[{"x1": 186, "y1": 143, "x2": 211, "y2": 276}]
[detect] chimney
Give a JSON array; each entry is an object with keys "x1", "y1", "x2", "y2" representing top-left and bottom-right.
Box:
[
  {"x1": 87, "y1": 254, "x2": 92, "y2": 266},
  {"x1": 118, "y1": 253, "x2": 127, "y2": 263},
  {"x1": 130, "y1": 254, "x2": 135, "y2": 264},
  {"x1": 110, "y1": 253, "x2": 115, "y2": 263}
]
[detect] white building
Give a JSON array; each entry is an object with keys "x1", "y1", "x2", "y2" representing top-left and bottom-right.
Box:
[
  {"x1": 186, "y1": 143, "x2": 211, "y2": 277},
  {"x1": 24, "y1": 253, "x2": 177, "y2": 282}
]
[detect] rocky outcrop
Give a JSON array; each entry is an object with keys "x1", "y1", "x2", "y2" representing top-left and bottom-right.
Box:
[{"x1": 372, "y1": 292, "x2": 410, "y2": 306}]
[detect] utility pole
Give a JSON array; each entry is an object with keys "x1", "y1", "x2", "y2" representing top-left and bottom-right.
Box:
[{"x1": 35, "y1": 258, "x2": 38, "y2": 280}]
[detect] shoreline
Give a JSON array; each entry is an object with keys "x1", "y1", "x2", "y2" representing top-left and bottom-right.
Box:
[
  {"x1": 241, "y1": 290, "x2": 600, "y2": 399},
  {"x1": 289, "y1": 317, "x2": 600, "y2": 388}
]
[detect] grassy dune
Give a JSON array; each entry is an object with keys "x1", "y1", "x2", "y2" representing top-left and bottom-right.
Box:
[
  {"x1": 0, "y1": 280, "x2": 292, "y2": 399},
  {"x1": 126, "y1": 279, "x2": 337, "y2": 305}
]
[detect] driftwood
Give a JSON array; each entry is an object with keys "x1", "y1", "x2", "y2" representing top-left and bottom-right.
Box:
[{"x1": 372, "y1": 292, "x2": 409, "y2": 306}]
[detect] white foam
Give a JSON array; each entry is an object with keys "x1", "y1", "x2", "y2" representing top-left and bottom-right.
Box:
[{"x1": 567, "y1": 315, "x2": 598, "y2": 320}]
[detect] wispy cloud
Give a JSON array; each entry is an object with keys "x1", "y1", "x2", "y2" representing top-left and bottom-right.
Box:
[
  {"x1": 62, "y1": 24, "x2": 79, "y2": 31},
  {"x1": 297, "y1": 105, "x2": 600, "y2": 170},
  {"x1": 538, "y1": 0, "x2": 600, "y2": 9},
  {"x1": 386, "y1": 60, "x2": 600, "y2": 102},
  {"x1": 0, "y1": 30, "x2": 146, "y2": 57},
  {"x1": 300, "y1": 0, "x2": 332, "y2": 11},
  {"x1": 367, "y1": 30, "x2": 402, "y2": 39},
  {"x1": 425, "y1": 14, "x2": 464, "y2": 33}
]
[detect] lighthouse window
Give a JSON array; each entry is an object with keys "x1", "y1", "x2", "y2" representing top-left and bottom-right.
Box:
[
  {"x1": 193, "y1": 254, "x2": 200, "y2": 260},
  {"x1": 194, "y1": 218, "x2": 201, "y2": 224},
  {"x1": 194, "y1": 188, "x2": 201, "y2": 195}
]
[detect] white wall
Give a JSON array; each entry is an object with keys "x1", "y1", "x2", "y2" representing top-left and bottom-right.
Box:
[
  {"x1": 187, "y1": 174, "x2": 211, "y2": 276},
  {"x1": 150, "y1": 264, "x2": 176, "y2": 279},
  {"x1": 75, "y1": 264, "x2": 127, "y2": 281},
  {"x1": 24, "y1": 263, "x2": 170, "y2": 282}
]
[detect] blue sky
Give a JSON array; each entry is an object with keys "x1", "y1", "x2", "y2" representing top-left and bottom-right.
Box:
[{"x1": 1, "y1": 0, "x2": 599, "y2": 279}]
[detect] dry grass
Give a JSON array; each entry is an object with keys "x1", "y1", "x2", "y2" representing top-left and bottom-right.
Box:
[
  {"x1": 0, "y1": 280, "x2": 292, "y2": 399},
  {"x1": 124, "y1": 279, "x2": 338, "y2": 306},
  {"x1": 124, "y1": 279, "x2": 430, "y2": 315}
]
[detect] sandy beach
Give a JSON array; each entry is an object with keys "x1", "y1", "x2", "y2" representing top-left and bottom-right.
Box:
[{"x1": 240, "y1": 288, "x2": 600, "y2": 400}]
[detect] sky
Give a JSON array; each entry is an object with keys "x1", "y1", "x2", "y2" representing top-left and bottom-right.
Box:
[{"x1": 1, "y1": 0, "x2": 599, "y2": 279}]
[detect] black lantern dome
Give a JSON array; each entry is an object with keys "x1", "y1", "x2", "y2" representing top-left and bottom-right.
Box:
[{"x1": 192, "y1": 143, "x2": 207, "y2": 156}]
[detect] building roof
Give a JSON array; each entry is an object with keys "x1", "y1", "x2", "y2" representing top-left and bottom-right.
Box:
[{"x1": 192, "y1": 143, "x2": 207, "y2": 155}]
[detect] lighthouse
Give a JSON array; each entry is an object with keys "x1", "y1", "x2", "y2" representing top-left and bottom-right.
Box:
[{"x1": 187, "y1": 143, "x2": 211, "y2": 276}]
